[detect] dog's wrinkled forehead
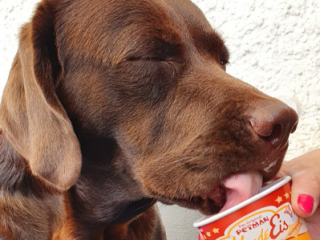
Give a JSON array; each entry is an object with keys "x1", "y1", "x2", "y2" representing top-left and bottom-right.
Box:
[{"x1": 55, "y1": 0, "x2": 226, "y2": 64}]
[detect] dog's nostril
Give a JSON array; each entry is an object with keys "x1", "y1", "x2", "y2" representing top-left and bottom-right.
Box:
[
  {"x1": 249, "y1": 101, "x2": 299, "y2": 147},
  {"x1": 264, "y1": 123, "x2": 282, "y2": 145}
]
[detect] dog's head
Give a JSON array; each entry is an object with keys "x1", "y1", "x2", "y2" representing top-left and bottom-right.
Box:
[{"x1": 0, "y1": 0, "x2": 298, "y2": 215}]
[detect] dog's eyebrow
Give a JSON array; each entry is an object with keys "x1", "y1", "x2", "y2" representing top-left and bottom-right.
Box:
[
  {"x1": 206, "y1": 33, "x2": 227, "y2": 55},
  {"x1": 190, "y1": 30, "x2": 228, "y2": 61}
]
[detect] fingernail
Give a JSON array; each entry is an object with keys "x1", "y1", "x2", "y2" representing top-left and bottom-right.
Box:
[{"x1": 298, "y1": 194, "x2": 314, "y2": 213}]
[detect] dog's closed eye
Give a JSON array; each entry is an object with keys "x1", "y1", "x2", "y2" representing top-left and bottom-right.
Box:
[
  {"x1": 219, "y1": 46, "x2": 230, "y2": 70},
  {"x1": 220, "y1": 59, "x2": 229, "y2": 66}
]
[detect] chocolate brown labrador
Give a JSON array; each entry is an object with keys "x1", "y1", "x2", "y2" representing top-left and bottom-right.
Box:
[{"x1": 0, "y1": 0, "x2": 298, "y2": 239}]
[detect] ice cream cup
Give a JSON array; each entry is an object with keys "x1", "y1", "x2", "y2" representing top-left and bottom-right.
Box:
[{"x1": 194, "y1": 176, "x2": 312, "y2": 240}]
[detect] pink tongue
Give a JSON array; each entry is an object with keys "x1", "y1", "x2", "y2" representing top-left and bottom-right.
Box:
[{"x1": 219, "y1": 172, "x2": 262, "y2": 213}]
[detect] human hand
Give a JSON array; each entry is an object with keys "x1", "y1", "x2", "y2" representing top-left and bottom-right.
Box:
[
  {"x1": 277, "y1": 149, "x2": 320, "y2": 239},
  {"x1": 198, "y1": 150, "x2": 320, "y2": 240}
]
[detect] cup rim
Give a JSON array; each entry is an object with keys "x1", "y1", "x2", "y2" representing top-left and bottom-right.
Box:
[{"x1": 193, "y1": 176, "x2": 291, "y2": 227}]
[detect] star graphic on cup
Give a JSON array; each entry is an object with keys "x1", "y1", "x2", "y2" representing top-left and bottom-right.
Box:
[
  {"x1": 275, "y1": 196, "x2": 283, "y2": 204},
  {"x1": 284, "y1": 192, "x2": 290, "y2": 199},
  {"x1": 212, "y1": 228, "x2": 219, "y2": 234}
]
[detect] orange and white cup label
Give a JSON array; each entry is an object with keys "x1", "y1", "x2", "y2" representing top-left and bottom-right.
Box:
[{"x1": 194, "y1": 177, "x2": 312, "y2": 240}]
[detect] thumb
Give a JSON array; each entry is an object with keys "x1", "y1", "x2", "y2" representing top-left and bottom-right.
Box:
[
  {"x1": 290, "y1": 170, "x2": 319, "y2": 219},
  {"x1": 278, "y1": 150, "x2": 320, "y2": 219}
]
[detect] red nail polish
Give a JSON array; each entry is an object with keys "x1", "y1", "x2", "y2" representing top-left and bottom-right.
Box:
[{"x1": 298, "y1": 194, "x2": 314, "y2": 213}]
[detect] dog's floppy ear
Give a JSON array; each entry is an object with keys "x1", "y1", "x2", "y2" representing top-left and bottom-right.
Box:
[{"x1": 0, "y1": 2, "x2": 81, "y2": 191}]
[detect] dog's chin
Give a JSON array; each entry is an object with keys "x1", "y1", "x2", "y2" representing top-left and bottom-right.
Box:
[
  {"x1": 159, "y1": 184, "x2": 226, "y2": 215},
  {"x1": 158, "y1": 171, "x2": 264, "y2": 216}
]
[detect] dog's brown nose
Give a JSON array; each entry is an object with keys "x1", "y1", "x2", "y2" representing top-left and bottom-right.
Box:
[{"x1": 249, "y1": 101, "x2": 298, "y2": 146}]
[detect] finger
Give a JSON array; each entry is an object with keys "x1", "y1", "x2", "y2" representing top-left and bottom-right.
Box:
[
  {"x1": 277, "y1": 150, "x2": 320, "y2": 218},
  {"x1": 290, "y1": 170, "x2": 320, "y2": 219}
]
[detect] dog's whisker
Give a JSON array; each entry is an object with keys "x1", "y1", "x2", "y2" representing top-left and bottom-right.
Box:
[
  {"x1": 146, "y1": 155, "x2": 192, "y2": 166},
  {"x1": 195, "y1": 166, "x2": 209, "y2": 185},
  {"x1": 133, "y1": 199, "x2": 157, "y2": 212},
  {"x1": 148, "y1": 156, "x2": 198, "y2": 173},
  {"x1": 214, "y1": 17, "x2": 243, "y2": 32}
]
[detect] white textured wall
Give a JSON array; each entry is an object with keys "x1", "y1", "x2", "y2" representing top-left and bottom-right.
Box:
[{"x1": 1, "y1": 0, "x2": 320, "y2": 239}]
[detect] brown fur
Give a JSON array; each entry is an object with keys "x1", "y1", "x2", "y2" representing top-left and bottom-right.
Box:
[{"x1": 0, "y1": 0, "x2": 298, "y2": 239}]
